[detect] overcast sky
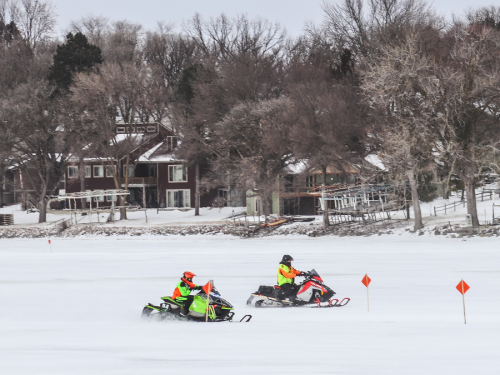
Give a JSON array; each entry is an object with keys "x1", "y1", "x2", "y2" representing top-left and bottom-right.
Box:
[{"x1": 50, "y1": 0, "x2": 498, "y2": 38}]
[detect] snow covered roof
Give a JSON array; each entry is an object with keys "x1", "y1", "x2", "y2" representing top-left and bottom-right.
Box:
[
  {"x1": 365, "y1": 154, "x2": 387, "y2": 171},
  {"x1": 284, "y1": 160, "x2": 310, "y2": 174},
  {"x1": 137, "y1": 141, "x2": 184, "y2": 163},
  {"x1": 137, "y1": 142, "x2": 164, "y2": 162}
]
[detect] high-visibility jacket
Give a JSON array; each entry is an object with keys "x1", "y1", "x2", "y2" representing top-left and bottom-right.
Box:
[
  {"x1": 277, "y1": 264, "x2": 300, "y2": 286},
  {"x1": 172, "y1": 278, "x2": 199, "y2": 301}
]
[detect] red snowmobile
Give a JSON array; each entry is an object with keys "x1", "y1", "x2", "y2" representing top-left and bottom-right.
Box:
[{"x1": 247, "y1": 269, "x2": 350, "y2": 308}]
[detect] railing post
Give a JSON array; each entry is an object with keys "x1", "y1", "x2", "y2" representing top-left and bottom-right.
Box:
[{"x1": 434, "y1": 206, "x2": 436, "y2": 216}]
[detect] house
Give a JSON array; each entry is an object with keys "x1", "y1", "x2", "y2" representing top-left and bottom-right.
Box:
[
  {"x1": 246, "y1": 162, "x2": 360, "y2": 216},
  {"x1": 63, "y1": 122, "x2": 238, "y2": 210}
]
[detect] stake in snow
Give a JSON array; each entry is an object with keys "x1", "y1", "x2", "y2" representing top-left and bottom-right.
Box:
[{"x1": 456, "y1": 279, "x2": 470, "y2": 324}]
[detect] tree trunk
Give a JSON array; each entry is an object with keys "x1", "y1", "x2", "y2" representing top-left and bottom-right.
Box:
[
  {"x1": 38, "y1": 192, "x2": 47, "y2": 223},
  {"x1": 79, "y1": 155, "x2": 86, "y2": 209},
  {"x1": 195, "y1": 163, "x2": 200, "y2": 216},
  {"x1": 119, "y1": 198, "x2": 127, "y2": 220},
  {"x1": 262, "y1": 194, "x2": 273, "y2": 222},
  {"x1": 120, "y1": 159, "x2": 129, "y2": 220},
  {"x1": 0, "y1": 173, "x2": 3, "y2": 208},
  {"x1": 464, "y1": 176, "x2": 479, "y2": 227},
  {"x1": 407, "y1": 169, "x2": 423, "y2": 231}
]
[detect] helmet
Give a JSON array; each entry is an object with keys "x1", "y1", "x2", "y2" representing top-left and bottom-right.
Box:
[
  {"x1": 183, "y1": 271, "x2": 196, "y2": 281},
  {"x1": 281, "y1": 255, "x2": 294, "y2": 265}
]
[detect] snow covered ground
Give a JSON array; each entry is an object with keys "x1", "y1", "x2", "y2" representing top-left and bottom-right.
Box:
[
  {"x1": 1, "y1": 235, "x2": 499, "y2": 374},
  {"x1": 0, "y1": 204, "x2": 247, "y2": 227}
]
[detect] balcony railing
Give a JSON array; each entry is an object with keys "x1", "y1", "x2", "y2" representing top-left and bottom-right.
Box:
[{"x1": 121, "y1": 177, "x2": 157, "y2": 185}]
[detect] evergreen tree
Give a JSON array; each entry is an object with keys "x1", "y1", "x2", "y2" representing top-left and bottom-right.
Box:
[{"x1": 48, "y1": 32, "x2": 103, "y2": 91}]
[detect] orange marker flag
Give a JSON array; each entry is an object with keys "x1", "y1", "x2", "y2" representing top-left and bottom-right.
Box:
[
  {"x1": 202, "y1": 281, "x2": 213, "y2": 295},
  {"x1": 362, "y1": 274, "x2": 371, "y2": 312},
  {"x1": 456, "y1": 279, "x2": 470, "y2": 324},
  {"x1": 203, "y1": 280, "x2": 214, "y2": 322}
]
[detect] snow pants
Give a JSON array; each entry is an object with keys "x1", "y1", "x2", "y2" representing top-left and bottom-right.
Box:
[
  {"x1": 280, "y1": 284, "x2": 298, "y2": 299},
  {"x1": 179, "y1": 295, "x2": 194, "y2": 314}
]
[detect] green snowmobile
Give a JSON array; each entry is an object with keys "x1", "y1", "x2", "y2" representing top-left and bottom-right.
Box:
[{"x1": 141, "y1": 286, "x2": 252, "y2": 323}]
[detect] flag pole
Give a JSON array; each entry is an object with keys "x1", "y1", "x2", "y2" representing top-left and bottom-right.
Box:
[
  {"x1": 462, "y1": 279, "x2": 467, "y2": 324},
  {"x1": 205, "y1": 280, "x2": 213, "y2": 323},
  {"x1": 367, "y1": 284, "x2": 370, "y2": 312}
]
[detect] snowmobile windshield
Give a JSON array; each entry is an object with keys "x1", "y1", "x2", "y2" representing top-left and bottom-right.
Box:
[{"x1": 309, "y1": 269, "x2": 321, "y2": 278}]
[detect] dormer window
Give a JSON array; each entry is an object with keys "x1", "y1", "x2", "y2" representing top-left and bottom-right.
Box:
[
  {"x1": 147, "y1": 125, "x2": 156, "y2": 132},
  {"x1": 116, "y1": 126, "x2": 125, "y2": 134},
  {"x1": 167, "y1": 136, "x2": 178, "y2": 151}
]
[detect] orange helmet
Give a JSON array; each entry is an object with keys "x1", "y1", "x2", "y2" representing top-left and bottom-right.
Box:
[{"x1": 183, "y1": 271, "x2": 196, "y2": 279}]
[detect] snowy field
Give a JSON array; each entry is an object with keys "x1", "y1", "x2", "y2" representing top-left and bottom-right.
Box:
[
  {"x1": 1, "y1": 235, "x2": 499, "y2": 374},
  {"x1": 0, "y1": 204, "x2": 248, "y2": 227}
]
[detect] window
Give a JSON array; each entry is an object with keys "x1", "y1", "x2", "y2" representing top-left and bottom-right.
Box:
[
  {"x1": 136, "y1": 126, "x2": 145, "y2": 132},
  {"x1": 167, "y1": 136, "x2": 178, "y2": 151},
  {"x1": 147, "y1": 125, "x2": 156, "y2": 132},
  {"x1": 218, "y1": 189, "x2": 228, "y2": 207},
  {"x1": 106, "y1": 165, "x2": 116, "y2": 177},
  {"x1": 67, "y1": 166, "x2": 78, "y2": 179},
  {"x1": 169, "y1": 165, "x2": 187, "y2": 182},
  {"x1": 93, "y1": 165, "x2": 104, "y2": 178},
  {"x1": 167, "y1": 189, "x2": 190, "y2": 208},
  {"x1": 116, "y1": 126, "x2": 125, "y2": 133},
  {"x1": 106, "y1": 195, "x2": 117, "y2": 202},
  {"x1": 85, "y1": 166, "x2": 91, "y2": 178},
  {"x1": 95, "y1": 195, "x2": 104, "y2": 202},
  {"x1": 305, "y1": 175, "x2": 314, "y2": 187},
  {"x1": 123, "y1": 165, "x2": 134, "y2": 177}
]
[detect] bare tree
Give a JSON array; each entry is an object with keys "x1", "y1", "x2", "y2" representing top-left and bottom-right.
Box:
[
  {"x1": 211, "y1": 98, "x2": 295, "y2": 218},
  {"x1": 429, "y1": 25, "x2": 500, "y2": 226},
  {"x1": 361, "y1": 33, "x2": 438, "y2": 230},
  {"x1": 316, "y1": 0, "x2": 438, "y2": 57},
  {"x1": 67, "y1": 14, "x2": 109, "y2": 47},
  {"x1": 71, "y1": 62, "x2": 154, "y2": 220},
  {"x1": 185, "y1": 13, "x2": 287, "y2": 63},
  {"x1": 9, "y1": 0, "x2": 57, "y2": 49},
  {"x1": 0, "y1": 81, "x2": 71, "y2": 222}
]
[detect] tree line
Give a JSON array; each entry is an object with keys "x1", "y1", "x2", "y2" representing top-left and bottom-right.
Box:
[{"x1": 1, "y1": 0, "x2": 499, "y2": 229}]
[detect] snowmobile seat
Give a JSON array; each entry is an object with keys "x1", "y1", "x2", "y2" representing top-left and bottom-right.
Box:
[
  {"x1": 258, "y1": 285, "x2": 275, "y2": 294},
  {"x1": 273, "y1": 286, "x2": 282, "y2": 289}
]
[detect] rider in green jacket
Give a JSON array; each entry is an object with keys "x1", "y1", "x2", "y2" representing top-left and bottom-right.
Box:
[{"x1": 172, "y1": 271, "x2": 202, "y2": 316}]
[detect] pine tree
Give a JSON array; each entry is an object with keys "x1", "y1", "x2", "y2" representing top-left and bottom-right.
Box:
[{"x1": 48, "y1": 32, "x2": 103, "y2": 91}]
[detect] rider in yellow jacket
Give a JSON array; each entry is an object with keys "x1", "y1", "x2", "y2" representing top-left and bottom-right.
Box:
[{"x1": 277, "y1": 255, "x2": 306, "y2": 300}]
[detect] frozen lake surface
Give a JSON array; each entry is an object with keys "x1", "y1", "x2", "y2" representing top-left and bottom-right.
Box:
[{"x1": 1, "y1": 235, "x2": 499, "y2": 374}]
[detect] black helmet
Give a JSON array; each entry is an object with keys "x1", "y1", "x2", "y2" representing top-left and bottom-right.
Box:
[{"x1": 281, "y1": 255, "x2": 294, "y2": 265}]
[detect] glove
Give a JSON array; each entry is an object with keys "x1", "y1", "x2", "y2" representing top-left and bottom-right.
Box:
[
  {"x1": 193, "y1": 285, "x2": 202, "y2": 291},
  {"x1": 299, "y1": 272, "x2": 307, "y2": 276}
]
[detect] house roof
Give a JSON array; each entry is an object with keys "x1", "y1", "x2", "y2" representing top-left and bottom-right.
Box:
[
  {"x1": 137, "y1": 140, "x2": 184, "y2": 163},
  {"x1": 364, "y1": 154, "x2": 387, "y2": 171},
  {"x1": 309, "y1": 163, "x2": 360, "y2": 175}
]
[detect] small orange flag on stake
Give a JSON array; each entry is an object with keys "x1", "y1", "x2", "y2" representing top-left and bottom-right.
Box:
[
  {"x1": 48, "y1": 239, "x2": 52, "y2": 253},
  {"x1": 202, "y1": 281, "x2": 213, "y2": 295},
  {"x1": 362, "y1": 274, "x2": 371, "y2": 312},
  {"x1": 456, "y1": 279, "x2": 469, "y2": 324},
  {"x1": 204, "y1": 280, "x2": 214, "y2": 322},
  {"x1": 362, "y1": 274, "x2": 371, "y2": 287}
]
